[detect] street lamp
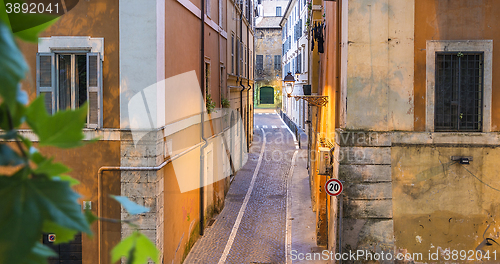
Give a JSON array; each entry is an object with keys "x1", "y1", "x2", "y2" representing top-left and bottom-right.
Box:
[
  {"x1": 282, "y1": 71, "x2": 329, "y2": 107},
  {"x1": 283, "y1": 72, "x2": 295, "y2": 97},
  {"x1": 295, "y1": 70, "x2": 300, "y2": 82}
]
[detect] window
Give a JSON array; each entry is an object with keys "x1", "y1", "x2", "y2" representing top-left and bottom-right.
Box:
[
  {"x1": 426, "y1": 40, "x2": 493, "y2": 132},
  {"x1": 434, "y1": 52, "x2": 483, "y2": 131},
  {"x1": 274, "y1": 55, "x2": 281, "y2": 70},
  {"x1": 205, "y1": 61, "x2": 211, "y2": 96},
  {"x1": 206, "y1": 0, "x2": 211, "y2": 17},
  {"x1": 276, "y1": 6, "x2": 282, "y2": 16},
  {"x1": 250, "y1": 51, "x2": 253, "y2": 79},
  {"x1": 220, "y1": 65, "x2": 224, "y2": 92},
  {"x1": 239, "y1": 40, "x2": 243, "y2": 76},
  {"x1": 303, "y1": 50, "x2": 305, "y2": 72},
  {"x1": 37, "y1": 52, "x2": 101, "y2": 128},
  {"x1": 231, "y1": 34, "x2": 234, "y2": 74},
  {"x1": 297, "y1": 53, "x2": 301, "y2": 73},
  {"x1": 256, "y1": 55, "x2": 263, "y2": 70}
]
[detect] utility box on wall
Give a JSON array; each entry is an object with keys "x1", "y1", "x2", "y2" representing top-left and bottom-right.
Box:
[{"x1": 318, "y1": 147, "x2": 331, "y2": 175}]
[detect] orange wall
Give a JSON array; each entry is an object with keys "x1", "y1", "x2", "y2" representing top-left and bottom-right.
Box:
[
  {"x1": 19, "y1": 0, "x2": 120, "y2": 129},
  {"x1": 414, "y1": 0, "x2": 500, "y2": 131},
  {"x1": 40, "y1": 141, "x2": 121, "y2": 264}
]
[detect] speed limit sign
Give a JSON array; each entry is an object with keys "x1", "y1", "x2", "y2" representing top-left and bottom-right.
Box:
[{"x1": 325, "y1": 179, "x2": 343, "y2": 196}]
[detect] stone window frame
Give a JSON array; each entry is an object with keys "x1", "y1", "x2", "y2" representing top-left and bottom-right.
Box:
[{"x1": 426, "y1": 40, "x2": 493, "y2": 132}]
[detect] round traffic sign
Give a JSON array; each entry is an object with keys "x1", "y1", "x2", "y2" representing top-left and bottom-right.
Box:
[{"x1": 325, "y1": 179, "x2": 343, "y2": 196}]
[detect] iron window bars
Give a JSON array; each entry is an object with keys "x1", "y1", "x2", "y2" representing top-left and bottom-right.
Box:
[{"x1": 435, "y1": 52, "x2": 484, "y2": 132}]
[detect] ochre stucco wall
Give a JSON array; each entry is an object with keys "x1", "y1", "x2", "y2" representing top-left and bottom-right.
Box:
[
  {"x1": 41, "y1": 141, "x2": 121, "y2": 264},
  {"x1": 345, "y1": 0, "x2": 414, "y2": 131},
  {"x1": 393, "y1": 145, "x2": 500, "y2": 262},
  {"x1": 19, "y1": 0, "x2": 120, "y2": 129},
  {"x1": 414, "y1": 0, "x2": 500, "y2": 131}
]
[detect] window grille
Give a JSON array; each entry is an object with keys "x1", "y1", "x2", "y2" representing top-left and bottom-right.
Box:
[{"x1": 435, "y1": 52, "x2": 484, "y2": 131}]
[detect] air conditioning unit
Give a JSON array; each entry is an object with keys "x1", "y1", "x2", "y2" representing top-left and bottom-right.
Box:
[{"x1": 318, "y1": 147, "x2": 331, "y2": 175}]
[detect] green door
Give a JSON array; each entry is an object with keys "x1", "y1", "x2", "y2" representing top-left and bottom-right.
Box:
[{"x1": 260, "y1": 87, "x2": 274, "y2": 104}]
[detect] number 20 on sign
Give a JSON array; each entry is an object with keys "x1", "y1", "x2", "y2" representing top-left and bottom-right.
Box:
[{"x1": 325, "y1": 179, "x2": 343, "y2": 196}]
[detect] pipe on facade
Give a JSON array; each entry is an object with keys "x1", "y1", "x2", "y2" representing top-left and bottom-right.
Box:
[
  {"x1": 239, "y1": 7, "x2": 245, "y2": 167},
  {"x1": 199, "y1": 0, "x2": 208, "y2": 237},
  {"x1": 96, "y1": 127, "x2": 229, "y2": 264},
  {"x1": 246, "y1": 17, "x2": 251, "y2": 152},
  {"x1": 97, "y1": 141, "x2": 201, "y2": 264},
  {"x1": 336, "y1": 0, "x2": 342, "y2": 258}
]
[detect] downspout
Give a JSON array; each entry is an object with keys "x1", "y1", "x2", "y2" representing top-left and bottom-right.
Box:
[
  {"x1": 239, "y1": 7, "x2": 245, "y2": 167},
  {"x1": 336, "y1": 0, "x2": 342, "y2": 259},
  {"x1": 200, "y1": 0, "x2": 208, "y2": 236},
  {"x1": 246, "y1": 14, "x2": 251, "y2": 152},
  {"x1": 96, "y1": 128, "x2": 228, "y2": 263}
]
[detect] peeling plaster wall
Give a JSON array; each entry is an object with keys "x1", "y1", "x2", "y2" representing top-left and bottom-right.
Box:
[
  {"x1": 334, "y1": 130, "x2": 394, "y2": 263},
  {"x1": 414, "y1": 0, "x2": 500, "y2": 132},
  {"x1": 392, "y1": 142, "x2": 500, "y2": 263},
  {"x1": 345, "y1": 0, "x2": 414, "y2": 131}
]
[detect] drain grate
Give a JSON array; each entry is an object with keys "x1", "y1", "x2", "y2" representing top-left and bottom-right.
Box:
[
  {"x1": 207, "y1": 219, "x2": 216, "y2": 227},
  {"x1": 226, "y1": 194, "x2": 245, "y2": 202},
  {"x1": 266, "y1": 194, "x2": 285, "y2": 199}
]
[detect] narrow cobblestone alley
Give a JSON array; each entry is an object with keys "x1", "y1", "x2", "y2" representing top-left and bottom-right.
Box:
[{"x1": 184, "y1": 108, "x2": 316, "y2": 264}]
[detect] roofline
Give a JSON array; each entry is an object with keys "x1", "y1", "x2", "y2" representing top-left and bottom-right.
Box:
[
  {"x1": 255, "y1": 26, "x2": 282, "y2": 29},
  {"x1": 279, "y1": 0, "x2": 296, "y2": 27}
]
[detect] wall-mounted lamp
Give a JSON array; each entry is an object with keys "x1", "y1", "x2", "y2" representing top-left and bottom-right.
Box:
[
  {"x1": 282, "y1": 72, "x2": 328, "y2": 107},
  {"x1": 282, "y1": 72, "x2": 296, "y2": 97}
]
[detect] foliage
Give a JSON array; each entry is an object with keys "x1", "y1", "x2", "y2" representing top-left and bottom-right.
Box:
[
  {"x1": 0, "y1": 6, "x2": 159, "y2": 264},
  {"x1": 112, "y1": 231, "x2": 159, "y2": 264},
  {"x1": 221, "y1": 97, "x2": 231, "y2": 108},
  {"x1": 206, "y1": 93, "x2": 216, "y2": 114}
]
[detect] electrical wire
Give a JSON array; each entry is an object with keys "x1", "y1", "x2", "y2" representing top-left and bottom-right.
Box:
[{"x1": 460, "y1": 164, "x2": 500, "y2": 193}]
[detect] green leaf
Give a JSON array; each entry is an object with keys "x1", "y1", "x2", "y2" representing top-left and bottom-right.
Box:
[
  {"x1": 0, "y1": 20, "x2": 28, "y2": 110},
  {"x1": 26, "y1": 96, "x2": 88, "y2": 148},
  {"x1": 0, "y1": 130, "x2": 17, "y2": 139},
  {"x1": 20, "y1": 242, "x2": 57, "y2": 264},
  {"x1": 19, "y1": 135, "x2": 33, "y2": 149},
  {"x1": 34, "y1": 157, "x2": 71, "y2": 176},
  {"x1": 111, "y1": 232, "x2": 159, "y2": 264},
  {"x1": 0, "y1": 144, "x2": 23, "y2": 166},
  {"x1": 31, "y1": 179, "x2": 92, "y2": 235},
  {"x1": 3, "y1": 0, "x2": 59, "y2": 35},
  {"x1": 0, "y1": 177, "x2": 43, "y2": 264},
  {"x1": 14, "y1": 18, "x2": 59, "y2": 42},
  {"x1": 85, "y1": 209, "x2": 98, "y2": 225},
  {"x1": 42, "y1": 220, "x2": 78, "y2": 245},
  {"x1": 0, "y1": 100, "x2": 27, "y2": 130},
  {"x1": 110, "y1": 195, "x2": 150, "y2": 215},
  {"x1": 0, "y1": 0, "x2": 11, "y2": 27},
  {"x1": 0, "y1": 177, "x2": 92, "y2": 263},
  {"x1": 111, "y1": 232, "x2": 136, "y2": 264},
  {"x1": 52, "y1": 175, "x2": 80, "y2": 186}
]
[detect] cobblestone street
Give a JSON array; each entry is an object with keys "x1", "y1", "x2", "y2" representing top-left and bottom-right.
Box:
[{"x1": 185, "y1": 109, "x2": 323, "y2": 264}]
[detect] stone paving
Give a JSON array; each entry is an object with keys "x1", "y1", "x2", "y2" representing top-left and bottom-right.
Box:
[{"x1": 184, "y1": 109, "x2": 324, "y2": 264}]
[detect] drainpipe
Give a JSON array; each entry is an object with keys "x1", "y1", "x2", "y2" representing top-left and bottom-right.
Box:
[
  {"x1": 246, "y1": 16, "x2": 251, "y2": 152},
  {"x1": 200, "y1": 0, "x2": 208, "y2": 236},
  {"x1": 336, "y1": 0, "x2": 342, "y2": 257},
  {"x1": 239, "y1": 7, "x2": 245, "y2": 167},
  {"x1": 97, "y1": 142, "x2": 203, "y2": 264}
]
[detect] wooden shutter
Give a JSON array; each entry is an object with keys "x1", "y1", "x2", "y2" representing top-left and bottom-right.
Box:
[
  {"x1": 86, "y1": 53, "x2": 101, "y2": 128},
  {"x1": 36, "y1": 53, "x2": 55, "y2": 115}
]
